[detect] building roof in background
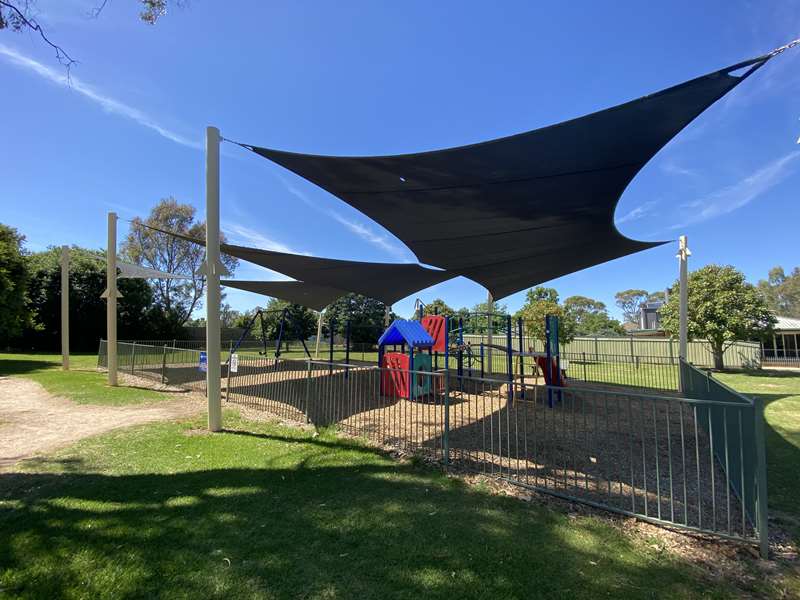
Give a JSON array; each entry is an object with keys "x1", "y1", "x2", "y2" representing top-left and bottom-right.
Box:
[
  {"x1": 775, "y1": 316, "x2": 800, "y2": 331},
  {"x1": 242, "y1": 53, "x2": 772, "y2": 299}
]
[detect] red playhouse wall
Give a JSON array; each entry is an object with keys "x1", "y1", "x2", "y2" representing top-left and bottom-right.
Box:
[
  {"x1": 381, "y1": 352, "x2": 410, "y2": 398},
  {"x1": 420, "y1": 315, "x2": 446, "y2": 353}
]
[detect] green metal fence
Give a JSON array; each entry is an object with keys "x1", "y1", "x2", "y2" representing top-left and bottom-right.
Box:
[
  {"x1": 679, "y1": 359, "x2": 769, "y2": 556},
  {"x1": 96, "y1": 341, "x2": 769, "y2": 555}
]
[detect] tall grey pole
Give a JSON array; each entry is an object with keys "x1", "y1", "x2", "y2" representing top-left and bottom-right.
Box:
[
  {"x1": 206, "y1": 126, "x2": 223, "y2": 432},
  {"x1": 106, "y1": 212, "x2": 118, "y2": 386},
  {"x1": 60, "y1": 245, "x2": 69, "y2": 371},
  {"x1": 678, "y1": 235, "x2": 690, "y2": 391},
  {"x1": 486, "y1": 291, "x2": 494, "y2": 375}
]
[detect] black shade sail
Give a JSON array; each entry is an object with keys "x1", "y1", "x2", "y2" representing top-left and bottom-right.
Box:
[
  {"x1": 148, "y1": 226, "x2": 454, "y2": 305},
  {"x1": 244, "y1": 54, "x2": 772, "y2": 299},
  {"x1": 221, "y1": 279, "x2": 346, "y2": 311}
]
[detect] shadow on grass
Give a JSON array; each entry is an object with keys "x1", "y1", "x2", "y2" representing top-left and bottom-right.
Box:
[
  {"x1": 0, "y1": 359, "x2": 59, "y2": 376},
  {"x1": 0, "y1": 435, "x2": 717, "y2": 599}
]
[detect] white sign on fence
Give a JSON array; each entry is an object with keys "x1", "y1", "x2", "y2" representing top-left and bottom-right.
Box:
[{"x1": 229, "y1": 353, "x2": 239, "y2": 373}]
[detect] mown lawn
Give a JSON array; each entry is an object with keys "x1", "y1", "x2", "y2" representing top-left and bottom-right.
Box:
[
  {"x1": 0, "y1": 353, "x2": 169, "y2": 406},
  {"x1": 1, "y1": 412, "x2": 744, "y2": 600}
]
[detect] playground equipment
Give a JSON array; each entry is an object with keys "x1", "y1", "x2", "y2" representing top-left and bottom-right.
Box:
[
  {"x1": 379, "y1": 302, "x2": 567, "y2": 405},
  {"x1": 230, "y1": 307, "x2": 312, "y2": 359},
  {"x1": 378, "y1": 320, "x2": 436, "y2": 400}
]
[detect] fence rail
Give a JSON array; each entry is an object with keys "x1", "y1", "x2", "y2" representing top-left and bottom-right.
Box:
[
  {"x1": 98, "y1": 340, "x2": 217, "y2": 393},
  {"x1": 463, "y1": 334, "x2": 761, "y2": 369}
]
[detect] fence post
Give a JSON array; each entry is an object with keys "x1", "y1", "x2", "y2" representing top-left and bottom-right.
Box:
[
  {"x1": 443, "y1": 366, "x2": 450, "y2": 467},
  {"x1": 161, "y1": 344, "x2": 167, "y2": 384},
  {"x1": 669, "y1": 340, "x2": 675, "y2": 365},
  {"x1": 131, "y1": 341, "x2": 137, "y2": 375},
  {"x1": 304, "y1": 359, "x2": 312, "y2": 424},
  {"x1": 594, "y1": 336, "x2": 599, "y2": 362},
  {"x1": 582, "y1": 351, "x2": 587, "y2": 381},
  {"x1": 629, "y1": 336, "x2": 635, "y2": 364},
  {"x1": 753, "y1": 396, "x2": 769, "y2": 558}
]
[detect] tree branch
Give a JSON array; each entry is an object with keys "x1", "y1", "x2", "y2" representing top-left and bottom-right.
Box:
[{"x1": 0, "y1": 0, "x2": 77, "y2": 73}]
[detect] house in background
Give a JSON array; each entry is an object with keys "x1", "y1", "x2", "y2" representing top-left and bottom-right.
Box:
[
  {"x1": 763, "y1": 316, "x2": 800, "y2": 365},
  {"x1": 625, "y1": 300, "x2": 666, "y2": 337}
]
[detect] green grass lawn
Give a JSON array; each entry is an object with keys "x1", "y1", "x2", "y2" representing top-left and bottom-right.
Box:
[
  {"x1": 0, "y1": 353, "x2": 170, "y2": 406},
  {"x1": 1, "y1": 412, "x2": 747, "y2": 600}
]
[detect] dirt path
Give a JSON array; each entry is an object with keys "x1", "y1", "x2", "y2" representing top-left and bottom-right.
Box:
[{"x1": 0, "y1": 376, "x2": 203, "y2": 471}]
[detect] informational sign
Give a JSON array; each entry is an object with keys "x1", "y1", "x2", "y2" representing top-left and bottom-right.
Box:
[
  {"x1": 229, "y1": 353, "x2": 239, "y2": 373},
  {"x1": 199, "y1": 351, "x2": 208, "y2": 373}
]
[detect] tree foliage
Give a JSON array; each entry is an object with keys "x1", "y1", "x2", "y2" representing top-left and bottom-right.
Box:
[
  {"x1": 563, "y1": 295, "x2": 624, "y2": 337},
  {"x1": 121, "y1": 198, "x2": 238, "y2": 328},
  {"x1": 422, "y1": 298, "x2": 455, "y2": 317},
  {"x1": 614, "y1": 289, "x2": 649, "y2": 324},
  {"x1": 1, "y1": 1, "x2": 185, "y2": 69},
  {"x1": 758, "y1": 266, "x2": 800, "y2": 318},
  {"x1": 0, "y1": 224, "x2": 30, "y2": 345},
  {"x1": 22, "y1": 246, "x2": 155, "y2": 351},
  {"x1": 660, "y1": 265, "x2": 776, "y2": 369},
  {"x1": 517, "y1": 300, "x2": 577, "y2": 346},
  {"x1": 526, "y1": 286, "x2": 559, "y2": 304},
  {"x1": 248, "y1": 298, "x2": 317, "y2": 342},
  {"x1": 325, "y1": 294, "x2": 393, "y2": 344}
]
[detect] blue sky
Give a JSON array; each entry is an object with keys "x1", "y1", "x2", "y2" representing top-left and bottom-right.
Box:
[{"x1": 1, "y1": 0, "x2": 799, "y2": 321}]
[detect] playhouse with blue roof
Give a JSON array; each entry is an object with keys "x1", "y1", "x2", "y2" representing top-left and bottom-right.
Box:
[{"x1": 378, "y1": 320, "x2": 436, "y2": 400}]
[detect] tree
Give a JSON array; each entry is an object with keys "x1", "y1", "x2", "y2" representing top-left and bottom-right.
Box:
[
  {"x1": 526, "y1": 286, "x2": 559, "y2": 304},
  {"x1": 563, "y1": 295, "x2": 624, "y2": 337},
  {"x1": 220, "y1": 303, "x2": 240, "y2": 329},
  {"x1": 121, "y1": 198, "x2": 238, "y2": 328},
  {"x1": 22, "y1": 246, "x2": 154, "y2": 351},
  {"x1": 1, "y1": 1, "x2": 185, "y2": 69},
  {"x1": 0, "y1": 224, "x2": 30, "y2": 345},
  {"x1": 421, "y1": 298, "x2": 454, "y2": 317},
  {"x1": 660, "y1": 265, "x2": 776, "y2": 370},
  {"x1": 615, "y1": 289, "x2": 650, "y2": 324},
  {"x1": 325, "y1": 294, "x2": 392, "y2": 344},
  {"x1": 250, "y1": 298, "x2": 317, "y2": 342},
  {"x1": 758, "y1": 266, "x2": 800, "y2": 318},
  {"x1": 517, "y1": 300, "x2": 577, "y2": 346}
]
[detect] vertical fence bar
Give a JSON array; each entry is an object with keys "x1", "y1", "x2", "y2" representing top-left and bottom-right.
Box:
[
  {"x1": 161, "y1": 344, "x2": 167, "y2": 384},
  {"x1": 130, "y1": 341, "x2": 137, "y2": 375},
  {"x1": 753, "y1": 396, "x2": 769, "y2": 558},
  {"x1": 443, "y1": 366, "x2": 450, "y2": 466}
]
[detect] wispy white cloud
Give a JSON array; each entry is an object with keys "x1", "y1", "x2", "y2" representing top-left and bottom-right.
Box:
[
  {"x1": 223, "y1": 222, "x2": 310, "y2": 256},
  {"x1": 617, "y1": 200, "x2": 658, "y2": 224},
  {"x1": 670, "y1": 150, "x2": 800, "y2": 230},
  {"x1": 271, "y1": 171, "x2": 413, "y2": 259},
  {"x1": 0, "y1": 43, "x2": 201, "y2": 149},
  {"x1": 326, "y1": 211, "x2": 411, "y2": 260},
  {"x1": 660, "y1": 161, "x2": 699, "y2": 179}
]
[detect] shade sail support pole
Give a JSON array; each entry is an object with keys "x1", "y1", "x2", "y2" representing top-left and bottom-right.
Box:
[
  {"x1": 206, "y1": 126, "x2": 222, "y2": 432},
  {"x1": 61, "y1": 245, "x2": 69, "y2": 371},
  {"x1": 678, "y1": 235, "x2": 690, "y2": 391}
]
